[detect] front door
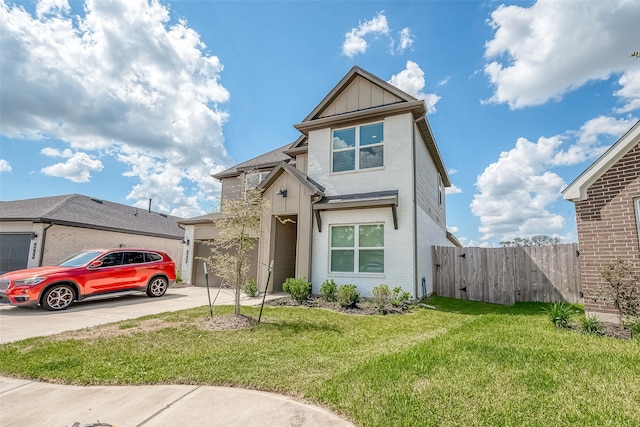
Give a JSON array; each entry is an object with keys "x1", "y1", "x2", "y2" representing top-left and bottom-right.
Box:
[{"x1": 271, "y1": 215, "x2": 297, "y2": 292}]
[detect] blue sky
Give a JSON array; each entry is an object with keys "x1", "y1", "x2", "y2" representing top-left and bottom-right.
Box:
[{"x1": 1, "y1": 0, "x2": 639, "y2": 247}]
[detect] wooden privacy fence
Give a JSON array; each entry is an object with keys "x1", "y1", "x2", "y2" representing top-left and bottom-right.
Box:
[{"x1": 432, "y1": 244, "x2": 582, "y2": 305}]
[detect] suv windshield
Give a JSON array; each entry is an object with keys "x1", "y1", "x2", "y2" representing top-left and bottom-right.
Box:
[{"x1": 59, "y1": 250, "x2": 104, "y2": 267}]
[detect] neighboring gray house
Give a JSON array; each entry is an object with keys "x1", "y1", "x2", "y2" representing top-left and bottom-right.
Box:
[
  {"x1": 0, "y1": 194, "x2": 184, "y2": 274},
  {"x1": 181, "y1": 66, "x2": 459, "y2": 298}
]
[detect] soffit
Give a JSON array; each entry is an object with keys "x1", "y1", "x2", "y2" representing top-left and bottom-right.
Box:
[{"x1": 312, "y1": 190, "x2": 399, "y2": 232}]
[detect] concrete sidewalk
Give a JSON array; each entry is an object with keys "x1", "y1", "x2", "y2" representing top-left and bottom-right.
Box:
[{"x1": 0, "y1": 376, "x2": 354, "y2": 427}]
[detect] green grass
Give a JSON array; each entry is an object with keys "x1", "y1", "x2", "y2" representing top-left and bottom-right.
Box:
[{"x1": 1, "y1": 296, "x2": 639, "y2": 426}]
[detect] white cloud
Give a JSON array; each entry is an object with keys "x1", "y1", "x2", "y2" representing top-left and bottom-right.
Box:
[
  {"x1": 551, "y1": 115, "x2": 637, "y2": 166},
  {"x1": 41, "y1": 147, "x2": 73, "y2": 158},
  {"x1": 396, "y1": 27, "x2": 414, "y2": 54},
  {"x1": 40, "y1": 150, "x2": 103, "y2": 183},
  {"x1": 0, "y1": 159, "x2": 12, "y2": 172},
  {"x1": 470, "y1": 136, "x2": 566, "y2": 242},
  {"x1": 614, "y1": 69, "x2": 640, "y2": 113},
  {"x1": 389, "y1": 61, "x2": 441, "y2": 113},
  {"x1": 342, "y1": 11, "x2": 389, "y2": 58},
  {"x1": 0, "y1": 0, "x2": 231, "y2": 215},
  {"x1": 445, "y1": 184, "x2": 462, "y2": 195},
  {"x1": 484, "y1": 0, "x2": 640, "y2": 109}
]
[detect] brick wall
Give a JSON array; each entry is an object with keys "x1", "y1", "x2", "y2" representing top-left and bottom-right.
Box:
[{"x1": 574, "y1": 142, "x2": 640, "y2": 318}]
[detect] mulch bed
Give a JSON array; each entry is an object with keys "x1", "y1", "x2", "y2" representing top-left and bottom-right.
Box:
[{"x1": 265, "y1": 295, "x2": 410, "y2": 315}]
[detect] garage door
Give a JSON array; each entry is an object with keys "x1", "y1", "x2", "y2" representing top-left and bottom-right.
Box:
[{"x1": 0, "y1": 234, "x2": 31, "y2": 274}]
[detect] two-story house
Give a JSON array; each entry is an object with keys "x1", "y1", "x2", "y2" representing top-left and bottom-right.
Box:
[{"x1": 180, "y1": 66, "x2": 458, "y2": 298}]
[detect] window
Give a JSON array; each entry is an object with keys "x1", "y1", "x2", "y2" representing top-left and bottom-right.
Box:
[
  {"x1": 124, "y1": 252, "x2": 144, "y2": 264},
  {"x1": 438, "y1": 175, "x2": 443, "y2": 206},
  {"x1": 636, "y1": 198, "x2": 640, "y2": 246},
  {"x1": 244, "y1": 171, "x2": 270, "y2": 192},
  {"x1": 330, "y1": 224, "x2": 384, "y2": 273},
  {"x1": 332, "y1": 122, "x2": 383, "y2": 173},
  {"x1": 145, "y1": 252, "x2": 162, "y2": 263},
  {"x1": 99, "y1": 252, "x2": 123, "y2": 267}
]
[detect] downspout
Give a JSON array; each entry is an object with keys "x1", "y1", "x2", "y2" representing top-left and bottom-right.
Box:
[
  {"x1": 38, "y1": 223, "x2": 54, "y2": 267},
  {"x1": 412, "y1": 117, "x2": 420, "y2": 299}
]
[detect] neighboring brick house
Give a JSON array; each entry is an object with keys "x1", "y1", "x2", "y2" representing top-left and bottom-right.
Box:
[
  {"x1": 181, "y1": 66, "x2": 459, "y2": 298},
  {"x1": 0, "y1": 194, "x2": 184, "y2": 274},
  {"x1": 563, "y1": 120, "x2": 640, "y2": 322}
]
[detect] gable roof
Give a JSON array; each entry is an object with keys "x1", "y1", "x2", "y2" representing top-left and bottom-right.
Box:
[
  {"x1": 563, "y1": 120, "x2": 640, "y2": 202},
  {"x1": 212, "y1": 143, "x2": 293, "y2": 179},
  {"x1": 292, "y1": 66, "x2": 451, "y2": 186},
  {"x1": 0, "y1": 194, "x2": 184, "y2": 239},
  {"x1": 258, "y1": 161, "x2": 325, "y2": 196},
  {"x1": 301, "y1": 66, "x2": 415, "y2": 122}
]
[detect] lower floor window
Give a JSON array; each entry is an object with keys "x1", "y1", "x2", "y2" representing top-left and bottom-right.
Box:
[{"x1": 330, "y1": 224, "x2": 384, "y2": 273}]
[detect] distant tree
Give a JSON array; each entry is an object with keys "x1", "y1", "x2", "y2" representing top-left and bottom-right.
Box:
[
  {"x1": 500, "y1": 235, "x2": 562, "y2": 247},
  {"x1": 200, "y1": 186, "x2": 269, "y2": 316}
]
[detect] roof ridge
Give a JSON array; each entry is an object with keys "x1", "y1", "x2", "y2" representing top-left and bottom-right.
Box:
[{"x1": 40, "y1": 194, "x2": 78, "y2": 218}]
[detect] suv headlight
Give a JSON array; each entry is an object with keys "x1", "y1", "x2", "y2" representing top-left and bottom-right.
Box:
[{"x1": 13, "y1": 277, "x2": 46, "y2": 286}]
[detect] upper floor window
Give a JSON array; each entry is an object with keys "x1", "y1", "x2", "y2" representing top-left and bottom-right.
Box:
[
  {"x1": 332, "y1": 122, "x2": 383, "y2": 173},
  {"x1": 244, "y1": 171, "x2": 270, "y2": 192}
]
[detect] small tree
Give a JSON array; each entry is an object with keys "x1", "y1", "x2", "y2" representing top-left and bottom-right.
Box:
[
  {"x1": 200, "y1": 187, "x2": 269, "y2": 316},
  {"x1": 598, "y1": 259, "x2": 639, "y2": 322}
]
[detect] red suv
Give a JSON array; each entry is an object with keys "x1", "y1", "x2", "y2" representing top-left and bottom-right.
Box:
[{"x1": 0, "y1": 248, "x2": 176, "y2": 311}]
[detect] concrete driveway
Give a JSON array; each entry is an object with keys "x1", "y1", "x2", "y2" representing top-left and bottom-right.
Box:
[{"x1": 0, "y1": 286, "x2": 279, "y2": 344}]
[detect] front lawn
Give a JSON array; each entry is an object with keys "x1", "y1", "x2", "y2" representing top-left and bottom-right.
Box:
[{"x1": 1, "y1": 297, "x2": 638, "y2": 426}]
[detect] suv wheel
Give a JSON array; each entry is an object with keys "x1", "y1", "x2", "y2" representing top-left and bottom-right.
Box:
[
  {"x1": 146, "y1": 277, "x2": 168, "y2": 297},
  {"x1": 42, "y1": 284, "x2": 75, "y2": 311}
]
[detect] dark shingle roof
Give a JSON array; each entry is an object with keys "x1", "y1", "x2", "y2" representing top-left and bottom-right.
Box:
[
  {"x1": 0, "y1": 194, "x2": 183, "y2": 239},
  {"x1": 212, "y1": 143, "x2": 293, "y2": 179}
]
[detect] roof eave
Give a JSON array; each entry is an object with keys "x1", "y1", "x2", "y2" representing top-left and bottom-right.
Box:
[
  {"x1": 294, "y1": 100, "x2": 426, "y2": 134},
  {"x1": 562, "y1": 120, "x2": 640, "y2": 202}
]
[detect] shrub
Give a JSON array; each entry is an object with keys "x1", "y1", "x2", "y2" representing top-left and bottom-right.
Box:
[
  {"x1": 579, "y1": 314, "x2": 603, "y2": 335},
  {"x1": 371, "y1": 284, "x2": 391, "y2": 310},
  {"x1": 242, "y1": 278, "x2": 259, "y2": 297},
  {"x1": 283, "y1": 277, "x2": 311, "y2": 304},
  {"x1": 598, "y1": 259, "x2": 639, "y2": 321},
  {"x1": 544, "y1": 302, "x2": 574, "y2": 328},
  {"x1": 391, "y1": 287, "x2": 412, "y2": 307},
  {"x1": 320, "y1": 279, "x2": 337, "y2": 302},
  {"x1": 623, "y1": 317, "x2": 640, "y2": 340},
  {"x1": 337, "y1": 284, "x2": 359, "y2": 308}
]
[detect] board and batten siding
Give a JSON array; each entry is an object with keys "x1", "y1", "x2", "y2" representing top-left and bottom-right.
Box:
[
  {"x1": 433, "y1": 244, "x2": 582, "y2": 305},
  {"x1": 318, "y1": 75, "x2": 403, "y2": 119}
]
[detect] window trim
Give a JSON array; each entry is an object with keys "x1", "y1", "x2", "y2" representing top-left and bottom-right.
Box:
[
  {"x1": 329, "y1": 223, "x2": 384, "y2": 275},
  {"x1": 635, "y1": 198, "x2": 640, "y2": 249},
  {"x1": 331, "y1": 122, "x2": 384, "y2": 174}
]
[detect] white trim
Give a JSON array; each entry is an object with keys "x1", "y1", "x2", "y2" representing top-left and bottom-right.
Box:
[
  {"x1": 331, "y1": 122, "x2": 384, "y2": 173},
  {"x1": 635, "y1": 198, "x2": 640, "y2": 249},
  {"x1": 563, "y1": 121, "x2": 640, "y2": 201},
  {"x1": 329, "y1": 223, "x2": 384, "y2": 274}
]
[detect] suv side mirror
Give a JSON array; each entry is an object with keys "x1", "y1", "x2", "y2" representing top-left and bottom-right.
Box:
[{"x1": 89, "y1": 260, "x2": 103, "y2": 269}]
